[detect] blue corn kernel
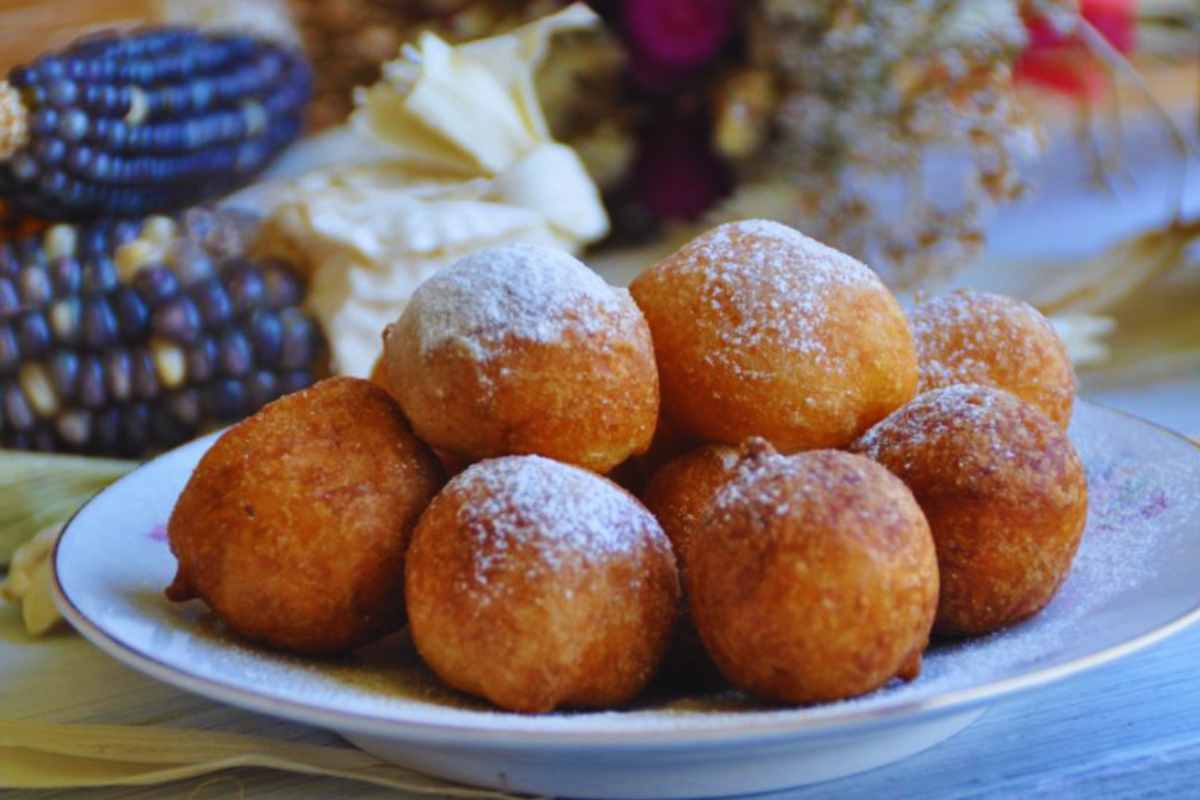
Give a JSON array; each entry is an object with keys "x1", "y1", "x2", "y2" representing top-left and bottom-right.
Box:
[
  {"x1": 17, "y1": 312, "x2": 51, "y2": 357},
  {"x1": 80, "y1": 295, "x2": 119, "y2": 349},
  {"x1": 77, "y1": 354, "x2": 106, "y2": 408},
  {"x1": 49, "y1": 256, "x2": 82, "y2": 294},
  {"x1": 0, "y1": 278, "x2": 20, "y2": 317},
  {"x1": 132, "y1": 265, "x2": 181, "y2": 306},
  {"x1": 150, "y1": 295, "x2": 202, "y2": 344},
  {"x1": 49, "y1": 351, "x2": 79, "y2": 400},
  {"x1": 185, "y1": 335, "x2": 218, "y2": 383},
  {"x1": 82, "y1": 256, "x2": 119, "y2": 293},
  {"x1": 112, "y1": 285, "x2": 148, "y2": 341},
  {"x1": 218, "y1": 328, "x2": 253, "y2": 377},
  {"x1": 0, "y1": 324, "x2": 18, "y2": 373},
  {"x1": 104, "y1": 348, "x2": 133, "y2": 401}
]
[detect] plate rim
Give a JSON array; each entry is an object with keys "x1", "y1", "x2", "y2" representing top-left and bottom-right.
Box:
[{"x1": 51, "y1": 401, "x2": 1200, "y2": 748}]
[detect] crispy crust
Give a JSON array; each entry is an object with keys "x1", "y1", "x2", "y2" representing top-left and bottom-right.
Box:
[
  {"x1": 911, "y1": 290, "x2": 1076, "y2": 428},
  {"x1": 852, "y1": 385, "x2": 1088, "y2": 637},
  {"x1": 166, "y1": 377, "x2": 444, "y2": 655},
  {"x1": 405, "y1": 458, "x2": 679, "y2": 713},
  {"x1": 385, "y1": 288, "x2": 658, "y2": 475},
  {"x1": 643, "y1": 443, "x2": 741, "y2": 568},
  {"x1": 629, "y1": 221, "x2": 917, "y2": 452},
  {"x1": 688, "y1": 449, "x2": 939, "y2": 704},
  {"x1": 642, "y1": 443, "x2": 743, "y2": 690},
  {"x1": 686, "y1": 450, "x2": 936, "y2": 705},
  {"x1": 369, "y1": 357, "x2": 471, "y2": 477}
]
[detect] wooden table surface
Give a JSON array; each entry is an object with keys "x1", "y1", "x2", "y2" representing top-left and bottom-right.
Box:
[{"x1": 2, "y1": 381, "x2": 1197, "y2": 800}]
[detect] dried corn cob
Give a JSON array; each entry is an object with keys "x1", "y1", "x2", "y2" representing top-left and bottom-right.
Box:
[
  {"x1": 0, "y1": 27, "x2": 310, "y2": 220},
  {"x1": 0, "y1": 207, "x2": 325, "y2": 457}
]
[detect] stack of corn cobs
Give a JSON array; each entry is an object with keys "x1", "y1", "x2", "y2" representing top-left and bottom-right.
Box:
[{"x1": 0, "y1": 27, "x2": 325, "y2": 458}]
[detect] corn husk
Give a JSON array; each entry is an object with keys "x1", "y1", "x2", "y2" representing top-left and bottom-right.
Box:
[
  {"x1": 1082, "y1": 258, "x2": 1200, "y2": 387},
  {"x1": 0, "y1": 451, "x2": 134, "y2": 565},
  {"x1": 1023, "y1": 219, "x2": 1200, "y2": 316},
  {"x1": 0, "y1": 721, "x2": 523, "y2": 796},
  {"x1": 0, "y1": 525, "x2": 62, "y2": 634}
]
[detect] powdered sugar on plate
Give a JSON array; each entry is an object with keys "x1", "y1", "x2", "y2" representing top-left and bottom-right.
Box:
[
  {"x1": 56, "y1": 402, "x2": 1200, "y2": 739},
  {"x1": 403, "y1": 243, "x2": 628, "y2": 361}
]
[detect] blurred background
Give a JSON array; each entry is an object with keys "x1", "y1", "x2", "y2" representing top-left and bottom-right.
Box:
[{"x1": 1, "y1": 0, "x2": 1197, "y2": 435}]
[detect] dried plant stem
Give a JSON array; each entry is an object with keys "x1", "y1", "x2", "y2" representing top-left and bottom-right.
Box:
[
  {"x1": 1076, "y1": 16, "x2": 1194, "y2": 219},
  {"x1": 1077, "y1": 101, "x2": 1121, "y2": 194}
]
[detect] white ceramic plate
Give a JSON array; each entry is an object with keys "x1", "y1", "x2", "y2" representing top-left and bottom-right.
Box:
[{"x1": 53, "y1": 402, "x2": 1200, "y2": 799}]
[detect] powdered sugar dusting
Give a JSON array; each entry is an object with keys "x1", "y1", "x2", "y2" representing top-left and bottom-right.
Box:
[
  {"x1": 406, "y1": 243, "x2": 627, "y2": 361},
  {"x1": 707, "y1": 444, "x2": 860, "y2": 523},
  {"x1": 854, "y1": 383, "x2": 1009, "y2": 458},
  {"x1": 675, "y1": 220, "x2": 880, "y2": 376},
  {"x1": 451, "y1": 455, "x2": 668, "y2": 588},
  {"x1": 913, "y1": 289, "x2": 1068, "y2": 392}
]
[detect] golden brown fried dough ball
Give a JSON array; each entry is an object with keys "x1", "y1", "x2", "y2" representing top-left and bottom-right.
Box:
[
  {"x1": 369, "y1": 358, "x2": 469, "y2": 476},
  {"x1": 851, "y1": 385, "x2": 1087, "y2": 637},
  {"x1": 643, "y1": 443, "x2": 740, "y2": 566},
  {"x1": 911, "y1": 290, "x2": 1075, "y2": 428},
  {"x1": 383, "y1": 244, "x2": 659, "y2": 474},
  {"x1": 368, "y1": 356, "x2": 395, "y2": 398},
  {"x1": 607, "y1": 409, "x2": 700, "y2": 496},
  {"x1": 629, "y1": 220, "x2": 917, "y2": 452},
  {"x1": 166, "y1": 377, "x2": 444, "y2": 655},
  {"x1": 642, "y1": 443, "x2": 742, "y2": 689},
  {"x1": 406, "y1": 455, "x2": 679, "y2": 713},
  {"x1": 688, "y1": 445, "x2": 939, "y2": 704}
]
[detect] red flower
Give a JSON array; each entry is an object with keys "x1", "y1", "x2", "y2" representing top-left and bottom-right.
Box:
[
  {"x1": 634, "y1": 118, "x2": 731, "y2": 221},
  {"x1": 1018, "y1": 0, "x2": 1137, "y2": 98},
  {"x1": 1026, "y1": 0, "x2": 1136, "y2": 53},
  {"x1": 623, "y1": 0, "x2": 735, "y2": 85}
]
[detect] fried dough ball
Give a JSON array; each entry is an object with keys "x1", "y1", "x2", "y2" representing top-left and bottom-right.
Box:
[
  {"x1": 369, "y1": 357, "x2": 469, "y2": 476},
  {"x1": 642, "y1": 443, "x2": 742, "y2": 689},
  {"x1": 406, "y1": 455, "x2": 679, "y2": 713},
  {"x1": 166, "y1": 377, "x2": 444, "y2": 655},
  {"x1": 368, "y1": 356, "x2": 396, "y2": 399},
  {"x1": 383, "y1": 244, "x2": 659, "y2": 474},
  {"x1": 851, "y1": 385, "x2": 1087, "y2": 637},
  {"x1": 643, "y1": 443, "x2": 741, "y2": 566},
  {"x1": 607, "y1": 408, "x2": 699, "y2": 496},
  {"x1": 629, "y1": 220, "x2": 917, "y2": 452},
  {"x1": 911, "y1": 290, "x2": 1075, "y2": 428},
  {"x1": 689, "y1": 445, "x2": 939, "y2": 704}
]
